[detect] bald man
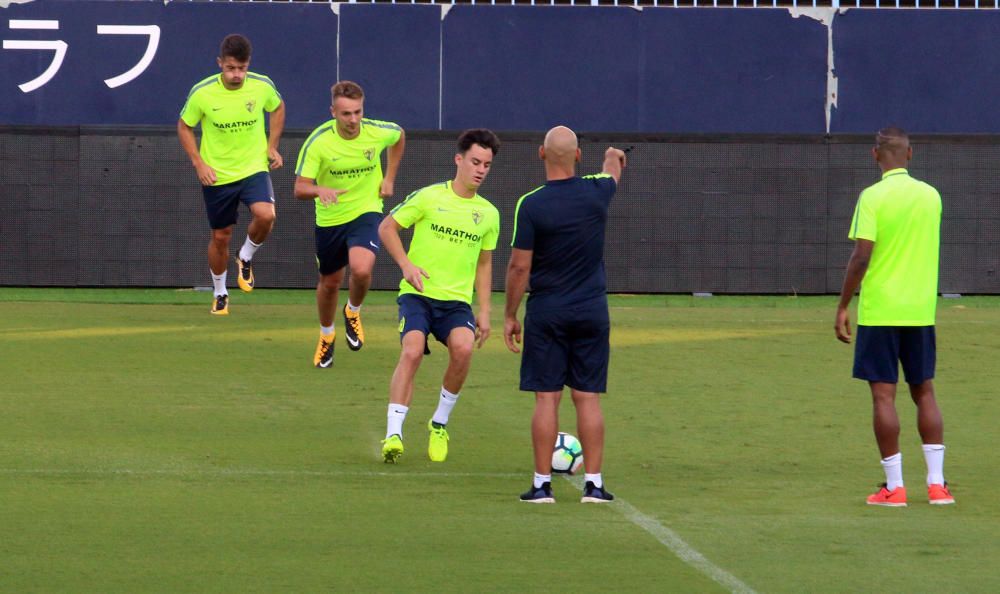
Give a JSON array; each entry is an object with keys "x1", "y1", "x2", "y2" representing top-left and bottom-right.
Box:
[
  {"x1": 836, "y1": 126, "x2": 953, "y2": 507},
  {"x1": 504, "y1": 126, "x2": 626, "y2": 503}
]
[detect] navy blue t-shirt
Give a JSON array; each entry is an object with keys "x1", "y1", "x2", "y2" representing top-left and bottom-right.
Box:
[{"x1": 511, "y1": 173, "x2": 616, "y2": 311}]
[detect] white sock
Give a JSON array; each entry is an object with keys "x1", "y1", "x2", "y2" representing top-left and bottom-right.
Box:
[
  {"x1": 881, "y1": 452, "x2": 903, "y2": 490},
  {"x1": 238, "y1": 236, "x2": 261, "y2": 263},
  {"x1": 320, "y1": 324, "x2": 334, "y2": 336},
  {"x1": 533, "y1": 472, "x2": 551, "y2": 489},
  {"x1": 922, "y1": 444, "x2": 946, "y2": 486},
  {"x1": 585, "y1": 473, "x2": 603, "y2": 488},
  {"x1": 211, "y1": 270, "x2": 227, "y2": 296},
  {"x1": 347, "y1": 301, "x2": 361, "y2": 313},
  {"x1": 431, "y1": 387, "x2": 459, "y2": 426},
  {"x1": 386, "y1": 403, "x2": 408, "y2": 439}
]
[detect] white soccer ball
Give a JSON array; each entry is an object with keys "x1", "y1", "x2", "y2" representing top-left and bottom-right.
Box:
[{"x1": 552, "y1": 432, "x2": 584, "y2": 474}]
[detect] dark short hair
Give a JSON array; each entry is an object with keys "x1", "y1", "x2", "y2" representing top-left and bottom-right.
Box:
[
  {"x1": 331, "y1": 80, "x2": 365, "y2": 103},
  {"x1": 876, "y1": 125, "x2": 909, "y2": 145},
  {"x1": 457, "y1": 129, "x2": 500, "y2": 156},
  {"x1": 219, "y1": 34, "x2": 252, "y2": 62}
]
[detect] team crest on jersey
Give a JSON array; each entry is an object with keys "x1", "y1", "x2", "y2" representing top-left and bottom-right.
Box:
[
  {"x1": 363, "y1": 148, "x2": 375, "y2": 161},
  {"x1": 471, "y1": 210, "x2": 483, "y2": 225},
  {"x1": 245, "y1": 100, "x2": 256, "y2": 113}
]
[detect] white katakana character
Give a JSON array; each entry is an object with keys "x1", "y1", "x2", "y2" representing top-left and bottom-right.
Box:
[
  {"x1": 97, "y1": 25, "x2": 161, "y2": 88},
  {"x1": 3, "y1": 19, "x2": 67, "y2": 93}
]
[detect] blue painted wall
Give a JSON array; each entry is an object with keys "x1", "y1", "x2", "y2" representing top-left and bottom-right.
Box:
[
  {"x1": 832, "y1": 10, "x2": 1000, "y2": 133},
  {"x1": 0, "y1": 2, "x2": 995, "y2": 133}
]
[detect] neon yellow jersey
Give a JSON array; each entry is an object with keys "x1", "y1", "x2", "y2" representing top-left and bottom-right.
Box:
[
  {"x1": 295, "y1": 118, "x2": 402, "y2": 227},
  {"x1": 179, "y1": 72, "x2": 282, "y2": 185},
  {"x1": 849, "y1": 168, "x2": 941, "y2": 326},
  {"x1": 389, "y1": 181, "x2": 500, "y2": 304}
]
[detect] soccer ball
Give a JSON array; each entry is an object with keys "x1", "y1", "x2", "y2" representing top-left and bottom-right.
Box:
[{"x1": 551, "y1": 432, "x2": 584, "y2": 474}]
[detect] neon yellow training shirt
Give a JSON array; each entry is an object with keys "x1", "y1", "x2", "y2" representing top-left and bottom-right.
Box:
[
  {"x1": 389, "y1": 181, "x2": 500, "y2": 304},
  {"x1": 295, "y1": 118, "x2": 402, "y2": 227},
  {"x1": 179, "y1": 72, "x2": 282, "y2": 186},
  {"x1": 849, "y1": 168, "x2": 942, "y2": 326}
]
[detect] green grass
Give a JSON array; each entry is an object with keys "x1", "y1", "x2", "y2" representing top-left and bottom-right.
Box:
[{"x1": 2, "y1": 289, "x2": 998, "y2": 593}]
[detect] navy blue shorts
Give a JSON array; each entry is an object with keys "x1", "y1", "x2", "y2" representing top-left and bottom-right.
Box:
[
  {"x1": 520, "y1": 303, "x2": 610, "y2": 393},
  {"x1": 853, "y1": 325, "x2": 936, "y2": 384},
  {"x1": 397, "y1": 294, "x2": 475, "y2": 351},
  {"x1": 201, "y1": 171, "x2": 274, "y2": 229},
  {"x1": 315, "y1": 212, "x2": 382, "y2": 275}
]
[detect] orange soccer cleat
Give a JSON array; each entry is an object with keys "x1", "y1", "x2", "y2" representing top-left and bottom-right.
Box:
[
  {"x1": 928, "y1": 483, "x2": 955, "y2": 505},
  {"x1": 866, "y1": 483, "x2": 907, "y2": 507}
]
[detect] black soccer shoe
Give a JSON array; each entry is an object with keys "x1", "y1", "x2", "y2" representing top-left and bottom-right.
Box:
[
  {"x1": 343, "y1": 304, "x2": 364, "y2": 351},
  {"x1": 581, "y1": 481, "x2": 615, "y2": 503},
  {"x1": 519, "y1": 482, "x2": 555, "y2": 504}
]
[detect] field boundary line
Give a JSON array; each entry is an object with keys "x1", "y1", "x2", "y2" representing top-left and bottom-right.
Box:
[
  {"x1": 564, "y1": 476, "x2": 756, "y2": 594},
  {"x1": 0, "y1": 467, "x2": 522, "y2": 479}
]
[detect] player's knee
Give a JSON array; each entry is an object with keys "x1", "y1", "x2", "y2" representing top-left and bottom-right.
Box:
[
  {"x1": 400, "y1": 344, "x2": 424, "y2": 367},
  {"x1": 211, "y1": 228, "x2": 232, "y2": 245},
  {"x1": 319, "y1": 273, "x2": 343, "y2": 292},
  {"x1": 449, "y1": 340, "x2": 474, "y2": 363},
  {"x1": 570, "y1": 391, "x2": 601, "y2": 406},
  {"x1": 349, "y1": 266, "x2": 371, "y2": 285},
  {"x1": 256, "y1": 209, "x2": 276, "y2": 227}
]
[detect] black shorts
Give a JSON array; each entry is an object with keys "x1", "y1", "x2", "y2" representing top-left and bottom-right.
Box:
[
  {"x1": 853, "y1": 325, "x2": 936, "y2": 384},
  {"x1": 201, "y1": 171, "x2": 274, "y2": 229},
  {"x1": 314, "y1": 212, "x2": 382, "y2": 275},
  {"x1": 397, "y1": 294, "x2": 475, "y2": 349},
  {"x1": 520, "y1": 303, "x2": 610, "y2": 393}
]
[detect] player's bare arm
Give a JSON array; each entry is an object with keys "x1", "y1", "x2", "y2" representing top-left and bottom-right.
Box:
[
  {"x1": 378, "y1": 215, "x2": 429, "y2": 292},
  {"x1": 835, "y1": 238, "x2": 874, "y2": 343},
  {"x1": 293, "y1": 175, "x2": 344, "y2": 206},
  {"x1": 474, "y1": 249, "x2": 493, "y2": 349},
  {"x1": 503, "y1": 248, "x2": 533, "y2": 353},
  {"x1": 177, "y1": 119, "x2": 216, "y2": 186},
  {"x1": 266, "y1": 101, "x2": 286, "y2": 170},
  {"x1": 380, "y1": 129, "x2": 406, "y2": 199},
  {"x1": 602, "y1": 147, "x2": 627, "y2": 183}
]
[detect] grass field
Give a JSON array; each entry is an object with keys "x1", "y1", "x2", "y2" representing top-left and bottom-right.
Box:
[{"x1": 2, "y1": 289, "x2": 999, "y2": 593}]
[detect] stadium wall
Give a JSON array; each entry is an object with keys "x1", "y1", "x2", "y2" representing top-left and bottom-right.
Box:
[
  {"x1": 2, "y1": 127, "x2": 999, "y2": 294},
  {"x1": 2, "y1": 2, "x2": 1000, "y2": 133},
  {"x1": 3, "y1": 3, "x2": 999, "y2": 293}
]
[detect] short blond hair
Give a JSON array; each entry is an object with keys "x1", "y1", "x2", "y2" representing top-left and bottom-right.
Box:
[{"x1": 331, "y1": 80, "x2": 364, "y2": 104}]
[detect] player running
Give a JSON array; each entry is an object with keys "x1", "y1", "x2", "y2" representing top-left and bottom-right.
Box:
[
  {"x1": 178, "y1": 34, "x2": 285, "y2": 315},
  {"x1": 377, "y1": 129, "x2": 501, "y2": 464},
  {"x1": 294, "y1": 81, "x2": 405, "y2": 367}
]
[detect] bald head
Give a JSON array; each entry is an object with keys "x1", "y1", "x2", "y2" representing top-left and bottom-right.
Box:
[
  {"x1": 873, "y1": 126, "x2": 912, "y2": 171},
  {"x1": 543, "y1": 126, "x2": 579, "y2": 166}
]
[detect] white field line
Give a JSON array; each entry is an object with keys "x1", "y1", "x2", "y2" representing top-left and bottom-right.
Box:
[
  {"x1": 564, "y1": 475, "x2": 757, "y2": 594},
  {"x1": 0, "y1": 467, "x2": 521, "y2": 479},
  {"x1": 7, "y1": 467, "x2": 750, "y2": 592}
]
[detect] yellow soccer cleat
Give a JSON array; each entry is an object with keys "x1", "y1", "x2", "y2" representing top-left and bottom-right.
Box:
[
  {"x1": 210, "y1": 294, "x2": 229, "y2": 315},
  {"x1": 343, "y1": 305, "x2": 365, "y2": 351},
  {"x1": 427, "y1": 420, "x2": 449, "y2": 462},
  {"x1": 313, "y1": 334, "x2": 335, "y2": 368},
  {"x1": 382, "y1": 434, "x2": 404, "y2": 463},
  {"x1": 235, "y1": 257, "x2": 254, "y2": 292}
]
